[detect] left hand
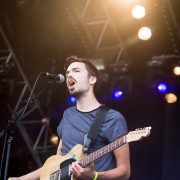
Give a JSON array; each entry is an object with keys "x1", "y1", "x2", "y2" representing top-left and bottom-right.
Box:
[{"x1": 71, "y1": 161, "x2": 95, "y2": 180}]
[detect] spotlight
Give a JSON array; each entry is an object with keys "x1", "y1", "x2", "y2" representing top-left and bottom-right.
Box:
[
  {"x1": 173, "y1": 65, "x2": 180, "y2": 76},
  {"x1": 157, "y1": 82, "x2": 169, "y2": 93},
  {"x1": 145, "y1": 69, "x2": 171, "y2": 94},
  {"x1": 111, "y1": 75, "x2": 132, "y2": 99},
  {"x1": 69, "y1": 96, "x2": 77, "y2": 104},
  {"x1": 165, "y1": 93, "x2": 177, "y2": 103},
  {"x1": 132, "y1": 5, "x2": 146, "y2": 19},
  {"x1": 50, "y1": 134, "x2": 59, "y2": 145},
  {"x1": 138, "y1": 27, "x2": 152, "y2": 40},
  {"x1": 112, "y1": 89, "x2": 123, "y2": 99}
]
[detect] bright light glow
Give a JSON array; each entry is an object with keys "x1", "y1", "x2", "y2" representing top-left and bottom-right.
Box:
[
  {"x1": 138, "y1": 27, "x2": 152, "y2": 40},
  {"x1": 121, "y1": 0, "x2": 134, "y2": 4},
  {"x1": 157, "y1": 83, "x2": 168, "y2": 93},
  {"x1": 165, "y1": 93, "x2": 177, "y2": 103},
  {"x1": 50, "y1": 134, "x2": 59, "y2": 145},
  {"x1": 42, "y1": 117, "x2": 50, "y2": 126},
  {"x1": 113, "y1": 89, "x2": 123, "y2": 99},
  {"x1": 69, "y1": 96, "x2": 77, "y2": 104},
  {"x1": 91, "y1": 59, "x2": 105, "y2": 70},
  {"x1": 173, "y1": 66, "x2": 180, "y2": 76},
  {"x1": 132, "y1": 5, "x2": 145, "y2": 19}
]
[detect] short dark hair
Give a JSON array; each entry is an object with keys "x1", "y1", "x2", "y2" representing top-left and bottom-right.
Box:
[{"x1": 64, "y1": 55, "x2": 100, "y2": 92}]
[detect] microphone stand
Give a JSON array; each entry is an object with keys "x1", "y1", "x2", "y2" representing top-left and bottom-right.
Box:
[
  {"x1": 0, "y1": 108, "x2": 27, "y2": 180},
  {"x1": 0, "y1": 72, "x2": 53, "y2": 180},
  {"x1": 0, "y1": 120, "x2": 14, "y2": 180}
]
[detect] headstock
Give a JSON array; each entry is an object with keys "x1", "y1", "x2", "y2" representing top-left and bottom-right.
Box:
[{"x1": 126, "y1": 127, "x2": 151, "y2": 142}]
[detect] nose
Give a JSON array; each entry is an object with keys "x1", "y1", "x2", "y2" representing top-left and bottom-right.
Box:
[{"x1": 66, "y1": 71, "x2": 73, "y2": 80}]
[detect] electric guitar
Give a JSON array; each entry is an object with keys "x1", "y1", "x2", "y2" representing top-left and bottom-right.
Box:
[{"x1": 40, "y1": 127, "x2": 151, "y2": 180}]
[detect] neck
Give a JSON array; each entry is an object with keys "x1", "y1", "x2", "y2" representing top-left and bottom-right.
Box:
[{"x1": 76, "y1": 92, "x2": 101, "y2": 112}]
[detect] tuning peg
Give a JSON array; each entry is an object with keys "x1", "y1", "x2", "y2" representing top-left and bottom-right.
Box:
[
  {"x1": 145, "y1": 127, "x2": 152, "y2": 130},
  {"x1": 135, "y1": 127, "x2": 152, "y2": 131},
  {"x1": 135, "y1": 128, "x2": 142, "y2": 131}
]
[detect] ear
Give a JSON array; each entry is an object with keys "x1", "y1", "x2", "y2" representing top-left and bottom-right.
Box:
[{"x1": 89, "y1": 76, "x2": 97, "y2": 85}]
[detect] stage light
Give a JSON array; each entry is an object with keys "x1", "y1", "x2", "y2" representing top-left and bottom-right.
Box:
[
  {"x1": 111, "y1": 75, "x2": 132, "y2": 100},
  {"x1": 69, "y1": 96, "x2": 77, "y2": 104},
  {"x1": 157, "y1": 82, "x2": 169, "y2": 93},
  {"x1": 145, "y1": 69, "x2": 175, "y2": 96},
  {"x1": 138, "y1": 27, "x2": 152, "y2": 40},
  {"x1": 112, "y1": 89, "x2": 123, "y2": 99},
  {"x1": 173, "y1": 65, "x2": 180, "y2": 76},
  {"x1": 90, "y1": 58, "x2": 105, "y2": 70},
  {"x1": 165, "y1": 93, "x2": 177, "y2": 103},
  {"x1": 50, "y1": 134, "x2": 59, "y2": 145},
  {"x1": 132, "y1": 5, "x2": 146, "y2": 19}
]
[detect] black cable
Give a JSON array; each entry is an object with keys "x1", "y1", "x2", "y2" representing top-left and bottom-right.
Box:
[{"x1": 14, "y1": 72, "x2": 45, "y2": 122}]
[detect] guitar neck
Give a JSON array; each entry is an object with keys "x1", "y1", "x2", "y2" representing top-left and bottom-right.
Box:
[{"x1": 79, "y1": 135, "x2": 126, "y2": 167}]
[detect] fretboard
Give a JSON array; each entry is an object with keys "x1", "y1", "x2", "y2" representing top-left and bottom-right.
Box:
[{"x1": 79, "y1": 135, "x2": 126, "y2": 167}]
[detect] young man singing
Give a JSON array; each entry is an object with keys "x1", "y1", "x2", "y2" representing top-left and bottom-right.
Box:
[{"x1": 8, "y1": 56, "x2": 130, "y2": 180}]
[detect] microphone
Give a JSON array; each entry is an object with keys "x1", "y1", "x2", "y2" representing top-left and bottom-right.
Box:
[{"x1": 43, "y1": 72, "x2": 65, "y2": 84}]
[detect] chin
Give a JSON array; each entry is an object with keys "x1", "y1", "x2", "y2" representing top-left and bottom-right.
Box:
[{"x1": 70, "y1": 91, "x2": 81, "y2": 98}]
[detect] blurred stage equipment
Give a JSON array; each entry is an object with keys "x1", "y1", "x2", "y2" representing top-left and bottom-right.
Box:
[
  {"x1": 109, "y1": 60, "x2": 133, "y2": 99},
  {"x1": 145, "y1": 54, "x2": 180, "y2": 99},
  {"x1": 111, "y1": 75, "x2": 132, "y2": 99},
  {"x1": 16, "y1": 0, "x2": 29, "y2": 8}
]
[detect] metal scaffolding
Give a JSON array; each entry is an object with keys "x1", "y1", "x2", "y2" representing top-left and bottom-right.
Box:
[
  {"x1": 62, "y1": 0, "x2": 131, "y2": 65},
  {"x1": 0, "y1": 25, "x2": 56, "y2": 167}
]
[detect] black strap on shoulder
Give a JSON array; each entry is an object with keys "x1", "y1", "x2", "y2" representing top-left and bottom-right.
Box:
[{"x1": 83, "y1": 106, "x2": 109, "y2": 153}]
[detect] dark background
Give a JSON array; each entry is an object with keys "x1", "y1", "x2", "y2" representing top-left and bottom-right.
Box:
[{"x1": 0, "y1": 0, "x2": 180, "y2": 180}]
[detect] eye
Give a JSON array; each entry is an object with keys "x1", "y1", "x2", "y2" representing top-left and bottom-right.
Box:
[
  {"x1": 66, "y1": 70, "x2": 69, "y2": 75},
  {"x1": 75, "y1": 69, "x2": 80, "y2": 72}
]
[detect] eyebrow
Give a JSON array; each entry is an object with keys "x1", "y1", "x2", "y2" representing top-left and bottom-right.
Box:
[{"x1": 66, "y1": 67, "x2": 81, "y2": 74}]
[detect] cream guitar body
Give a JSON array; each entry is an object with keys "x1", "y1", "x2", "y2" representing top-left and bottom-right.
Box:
[
  {"x1": 40, "y1": 144, "x2": 85, "y2": 180},
  {"x1": 40, "y1": 127, "x2": 151, "y2": 180}
]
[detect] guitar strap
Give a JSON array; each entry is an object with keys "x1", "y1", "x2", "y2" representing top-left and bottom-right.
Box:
[{"x1": 83, "y1": 106, "x2": 109, "y2": 153}]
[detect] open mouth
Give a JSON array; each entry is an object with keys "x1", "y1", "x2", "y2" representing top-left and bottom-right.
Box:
[{"x1": 68, "y1": 80, "x2": 75, "y2": 87}]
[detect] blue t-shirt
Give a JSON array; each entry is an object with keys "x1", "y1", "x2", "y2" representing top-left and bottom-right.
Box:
[{"x1": 57, "y1": 106, "x2": 127, "y2": 171}]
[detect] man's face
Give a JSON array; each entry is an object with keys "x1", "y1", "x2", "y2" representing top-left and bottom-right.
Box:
[{"x1": 66, "y1": 62, "x2": 93, "y2": 97}]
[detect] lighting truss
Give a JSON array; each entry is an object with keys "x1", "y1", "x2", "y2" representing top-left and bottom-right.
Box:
[
  {"x1": 62, "y1": 0, "x2": 130, "y2": 64},
  {"x1": 0, "y1": 25, "x2": 56, "y2": 166}
]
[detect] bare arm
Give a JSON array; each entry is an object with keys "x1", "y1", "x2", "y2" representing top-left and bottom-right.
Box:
[
  {"x1": 8, "y1": 139, "x2": 62, "y2": 180},
  {"x1": 98, "y1": 143, "x2": 130, "y2": 180},
  {"x1": 8, "y1": 168, "x2": 42, "y2": 180}
]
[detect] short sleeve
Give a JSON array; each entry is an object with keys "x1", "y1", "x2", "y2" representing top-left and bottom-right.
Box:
[{"x1": 103, "y1": 109, "x2": 127, "y2": 143}]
